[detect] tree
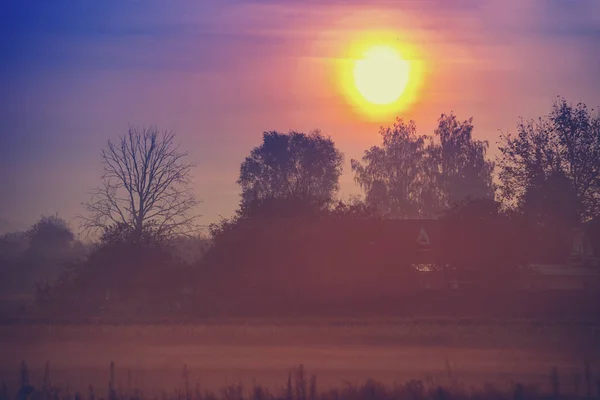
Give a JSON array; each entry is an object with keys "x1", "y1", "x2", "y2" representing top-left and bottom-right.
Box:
[
  {"x1": 35, "y1": 239, "x2": 188, "y2": 316},
  {"x1": 3, "y1": 215, "x2": 80, "y2": 298},
  {"x1": 237, "y1": 130, "x2": 344, "y2": 217},
  {"x1": 440, "y1": 198, "x2": 526, "y2": 289},
  {"x1": 521, "y1": 170, "x2": 582, "y2": 228},
  {"x1": 434, "y1": 113, "x2": 494, "y2": 207},
  {"x1": 498, "y1": 97, "x2": 600, "y2": 222},
  {"x1": 441, "y1": 197, "x2": 501, "y2": 221},
  {"x1": 331, "y1": 195, "x2": 379, "y2": 219},
  {"x1": 27, "y1": 214, "x2": 74, "y2": 252},
  {"x1": 81, "y1": 126, "x2": 200, "y2": 244},
  {"x1": 0, "y1": 231, "x2": 28, "y2": 293},
  {"x1": 351, "y1": 114, "x2": 493, "y2": 218},
  {"x1": 351, "y1": 118, "x2": 436, "y2": 218},
  {"x1": 586, "y1": 217, "x2": 600, "y2": 259}
]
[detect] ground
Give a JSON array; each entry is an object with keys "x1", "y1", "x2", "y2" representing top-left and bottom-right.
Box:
[{"x1": 0, "y1": 320, "x2": 598, "y2": 395}]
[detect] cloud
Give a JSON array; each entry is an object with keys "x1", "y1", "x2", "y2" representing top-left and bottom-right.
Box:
[{"x1": 4, "y1": 0, "x2": 597, "y2": 78}]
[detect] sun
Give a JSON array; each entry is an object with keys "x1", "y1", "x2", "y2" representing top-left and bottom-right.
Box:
[
  {"x1": 353, "y1": 45, "x2": 410, "y2": 105},
  {"x1": 336, "y1": 36, "x2": 424, "y2": 120}
]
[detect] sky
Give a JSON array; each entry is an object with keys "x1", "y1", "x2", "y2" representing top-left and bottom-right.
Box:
[{"x1": 1, "y1": 0, "x2": 599, "y2": 234}]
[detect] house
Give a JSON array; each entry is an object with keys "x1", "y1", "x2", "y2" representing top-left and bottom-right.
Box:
[
  {"x1": 521, "y1": 227, "x2": 600, "y2": 290},
  {"x1": 214, "y1": 216, "x2": 600, "y2": 293},
  {"x1": 344, "y1": 218, "x2": 600, "y2": 291}
]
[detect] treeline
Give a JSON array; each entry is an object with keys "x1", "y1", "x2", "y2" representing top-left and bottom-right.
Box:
[{"x1": 1, "y1": 96, "x2": 600, "y2": 318}]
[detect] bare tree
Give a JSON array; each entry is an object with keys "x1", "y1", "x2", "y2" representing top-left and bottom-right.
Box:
[{"x1": 80, "y1": 126, "x2": 200, "y2": 243}]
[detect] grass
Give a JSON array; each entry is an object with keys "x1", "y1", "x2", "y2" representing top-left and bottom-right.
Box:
[
  {"x1": 3, "y1": 362, "x2": 600, "y2": 400},
  {"x1": 1, "y1": 322, "x2": 598, "y2": 400}
]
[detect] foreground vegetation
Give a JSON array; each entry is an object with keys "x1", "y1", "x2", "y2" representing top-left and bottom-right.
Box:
[{"x1": 3, "y1": 363, "x2": 600, "y2": 400}]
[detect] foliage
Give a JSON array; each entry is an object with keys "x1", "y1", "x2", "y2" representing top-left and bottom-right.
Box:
[
  {"x1": 586, "y1": 217, "x2": 600, "y2": 257},
  {"x1": 0, "y1": 215, "x2": 83, "y2": 298},
  {"x1": 498, "y1": 97, "x2": 600, "y2": 222},
  {"x1": 330, "y1": 196, "x2": 380, "y2": 219},
  {"x1": 351, "y1": 114, "x2": 493, "y2": 218},
  {"x1": 3, "y1": 362, "x2": 598, "y2": 400},
  {"x1": 35, "y1": 239, "x2": 192, "y2": 316},
  {"x1": 351, "y1": 118, "x2": 436, "y2": 218},
  {"x1": 521, "y1": 170, "x2": 582, "y2": 228},
  {"x1": 0, "y1": 232, "x2": 28, "y2": 293},
  {"x1": 80, "y1": 126, "x2": 200, "y2": 244},
  {"x1": 433, "y1": 113, "x2": 495, "y2": 207},
  {"x1": 172, "y1": 234, "x2": 211, "y2": 264},
  {"x1": 238, "y1": 130, "x2": 344, "y2": 217},
  {"x1": 440, "y1": 198, "x2": 526, "y2": 288},
  {"x1": 26, "y1": 214, "x2": 74, "y2": 250},
  {"x1": 440, "y1": 198, "x2": 501, "y2": 221}
]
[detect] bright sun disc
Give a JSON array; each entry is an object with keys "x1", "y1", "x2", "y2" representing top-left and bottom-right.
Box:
[{"x1": 353, "y1": 45, "x2": 410, "y2": 105}]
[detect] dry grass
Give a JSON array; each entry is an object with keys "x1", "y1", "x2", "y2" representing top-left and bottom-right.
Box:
[
  {"x1": 1, "y1": 321, "x2": 598, "y2": 397},
  {"x1": 3, "y1": 362, "x2": 600, "y2": 400}
]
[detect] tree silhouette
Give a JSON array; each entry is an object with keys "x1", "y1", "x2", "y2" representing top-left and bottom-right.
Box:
[
  {"x1": 351, "y1": 118, "x2": 436, "y2": 218},
  {"x1": 237, "y1": 130, "x2": 344, "y2": 217},
  {"x1": 352, "y1": 115, "x2": 492, "y2": 218},
  {"x1": 433, "y1": 113, "x2": 494, "y2": 207},
  {"x1": 331, "y1": 195, "x2": 379, "y2": 219},
  {"x1": 26, "y1": 214, "x2": 74, "y2": 252},
  {"x1": 441, "y1": 197, "x2": 501, "y2": 221},
  {"x1": 81, "y1": 126, "x2": 199, "y2": 243},
  {"x1": 3, "y1": 215, "x2": 81, "y2": 298},
  {"x1": 498, "y1": 97, "x2": 600, "y2": 222},
  {"x1": 440, "y1": 198, "x2": 526, "y2": 290},
  {"x1": 521, "y1": 170, "x2": 582, "y2": 228}
]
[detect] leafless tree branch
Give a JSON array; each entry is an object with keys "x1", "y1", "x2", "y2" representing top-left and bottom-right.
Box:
[{"x1": 78, "y1": 126, "x2": 200, "y2": 243}]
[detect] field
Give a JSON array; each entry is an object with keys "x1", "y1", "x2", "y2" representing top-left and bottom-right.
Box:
[{"x1": 1, "y1": 319, "x2": 599, "y2": 397}]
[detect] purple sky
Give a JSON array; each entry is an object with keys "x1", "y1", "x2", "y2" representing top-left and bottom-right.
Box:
[{"x1": 1, "y1": 0, "x2": 599, "y2": 233}]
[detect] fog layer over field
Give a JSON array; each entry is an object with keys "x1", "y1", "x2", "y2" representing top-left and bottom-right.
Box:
[{"x1": 2, "y1": 321, "x2": 599, "y2": 395}]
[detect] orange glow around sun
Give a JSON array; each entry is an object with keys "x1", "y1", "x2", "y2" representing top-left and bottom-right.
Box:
[{"x1": 338, "y1": 34, "x2": 425, "y2": 120}]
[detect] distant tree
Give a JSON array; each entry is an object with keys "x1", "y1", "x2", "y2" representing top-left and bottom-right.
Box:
[
  {"x1": 35, "y1": 239, "x2": 187, "y2": 316},
  {"x1": 27, "y1": 214, "x2": 74, "y2": 252},
  {"x1": 80, "y1": 126, "x2": 200, "y2": 244},
  {"x1": 433, "y1": 113, "x2": 495, "y2": 207},
  {"x1": 521, "y1": 170, "x2": 582, "y2": 228},
  {"x1": 0, "y1": 231, "x2": 27, "y2": 261},
  {"x1": 172, "y1": 234, "x2": 211, "y2": 264},
  {"x1": 0, "y1": 231, "x2": 28, "y2": 293},
  {"x1": 331, "y1": 195, "x2": 379, "y2": 219},
  {"x1": 351, "y1": 118, "x2": 436, "y2": 218},
  {"x1": 352, "y1": 115, "x2": 492, "y2": 218},
  {"x1": 586, "y1": 217, "x2": 600, "y2": 259},
  {"x1": 238, "y1": 130, "x2": 344, "y2": 217},
  {"x1": 3, "y1": 215, "x2": 79, "y2": 297},
  {"x1": 498, "y1": 97, "x2": 600, "y2": 223},
  {"x1": 441, "y1": 197, "x2": 501, "y2": 221},
  {"x1": 440, "y1": 198, "x2": 526, "y2": 289}
]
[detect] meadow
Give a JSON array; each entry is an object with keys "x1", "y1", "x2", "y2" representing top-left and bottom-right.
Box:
[{"x1": 1, "y1": 319, "x2": 599, "y2": 398}]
